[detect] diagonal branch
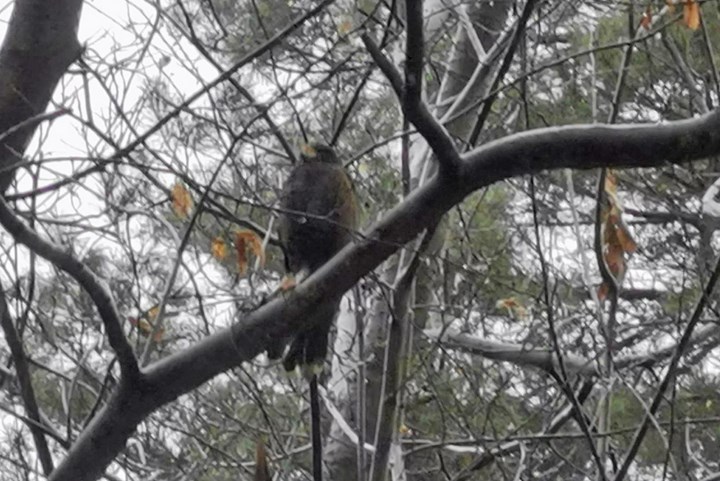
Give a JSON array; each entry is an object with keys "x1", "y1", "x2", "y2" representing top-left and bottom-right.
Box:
[
  {"x1": 0, "y1": 280, "x2": 54, "y2": 475},
  {"x1": 0, "y1": 199, "x2": 139, "y2": 381},
  {"x1": 402, "y1": 0, "x2": 461, "y2": 175},
  {"x1": 613, "y1": 252, "x2": 720, "y2": 481},
  {"x1": 362, "y1": 25, "x2": 461, "y2": 175}
]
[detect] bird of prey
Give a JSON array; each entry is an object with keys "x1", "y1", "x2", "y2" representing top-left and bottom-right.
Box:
[{"x1": 273, "y1": 143, "x2": 358, "y2": 374}]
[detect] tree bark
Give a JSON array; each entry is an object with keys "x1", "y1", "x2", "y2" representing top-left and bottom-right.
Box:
[
  {"x1": 325, "y1": 2, "x2": 513, "y2": 480},
  {"x1": 0, "y1": 0, "x2": 83, "y2": 192},
  {"x1": 0, "y1": 0, "x2": 83, "y2": 475}
]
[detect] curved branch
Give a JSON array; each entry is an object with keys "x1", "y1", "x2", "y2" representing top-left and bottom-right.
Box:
[
  {"x1": 0, "y1": 199, "x2": 140, "y2": 381},
  {"x1": 50, "y1": 109, "x2": 720, "y2": 481}
]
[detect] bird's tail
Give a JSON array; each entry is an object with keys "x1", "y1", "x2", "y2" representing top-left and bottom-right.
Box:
[{"x1": 282, "y1": 300, "x2": 339, "y2": 377}]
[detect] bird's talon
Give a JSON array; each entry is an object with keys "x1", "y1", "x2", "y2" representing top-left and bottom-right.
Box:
[{"x1": 280, "y1": 275, "x2": 297, "y2": 291}]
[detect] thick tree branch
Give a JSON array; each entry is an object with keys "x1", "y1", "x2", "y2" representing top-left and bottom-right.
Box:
[
  {"x1": 0, "y1": 0, "x2": 84, "y2": 192},
  {"x1": 49, "y1": 108, "x2": 720, "y2": 481}
]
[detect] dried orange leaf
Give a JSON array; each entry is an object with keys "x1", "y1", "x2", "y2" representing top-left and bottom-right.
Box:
[
  {"x1": 495, "y1": 297, "x2": 527, "y2": 319},
  {"x1": 684, "y1": 0, "x2": 700, "y2": 30},
  {"x1": 130, "y1": 316, "x2": 153, "y2": 337},
  {"x1": 235, "y1": 238, "x2": 248, "y2": 274},
  {"x1": 604, "y1": 241, "x2": 626, "y2": 278},
  {"x1": 171, "y1": 182, "x2": 193, "y2": 219},
  {"x1": 604, "y1": 170, "x2": 618, "y2": 198},
  {"x1": 597, "y1": 283, "x2": 609, "y2": 301},
  {"x1": 130, "y1": 308, "x2": 166, "y2": 342},
  {"x1": 152, "y1": 327, "x2": 166, "y2": 343},
  {"x1": 640, "y1": 8, "x2": 652, "y2": 30},
  {"x1": 615, "y1": 222, "x2": 638, "y2": 254},
  {"x1": 496, "y1": 297, "x2": 520, "y2": 309},
  {"x1": 211, "y1": 236, "x2": 228, "y2": 261},
  {"x1": 338, "y1": 17, "x2": 352, "y2": 36},
  {"x1": 234, "y1": 229, "x2": 266, "y2": 274}
]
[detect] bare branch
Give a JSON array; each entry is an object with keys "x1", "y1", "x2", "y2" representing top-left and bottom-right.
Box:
[
  {"x1": 614, "y1": 254, "x2": 720, "y2": 481},
  {"x1": 0, "y1": 199, "x2": 139, "y2": 381},
  {"x1": 0, "y1": 280, "x2": 54, "y2": 474},
  {"x1": 427, "y1": 329, "x2": 599, "y2": 377},
  {"x1": 403, "y1": 1, "x2": 461, "y2": 175},
  {"x1": 361, "y1": 34, "x2": 403, "y2": 93},
  {"x1": 0, "y1": 0, "x2": 83, "y2": 193},
  {"x1": 362, "y1": 27, "x2": 462, "y2": 175}
]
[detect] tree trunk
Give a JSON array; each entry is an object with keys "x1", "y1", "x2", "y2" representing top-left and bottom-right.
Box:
[
  {"x1": 324, "y1": 2, "x2": 513, "y2": 480},
  {"x1": 0, "y1": 0, "x2": 84, "y2": 192}
]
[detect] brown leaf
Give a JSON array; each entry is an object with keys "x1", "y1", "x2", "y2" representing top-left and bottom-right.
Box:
[
  {"x1": 151, "y1": 328, "x2": 165, "y2": 343},
  {"x1": 598, "y1": 170, "x2": 638, "y2": 299},
  {"x1": 495, "y1": 297, "x2": 527, "y2": 319},
  {"x1": 684, "y1": 0, "x2": 700, "y2": 30},
  {"x1": 211, "y1": 236, "x2": 228, "y2": 261},
  {"x1": 171, "y1": 182, "x2": 193, "y2": 219},
  {"x1": 234, "y1": 229, "x2": 266, "y2": 274},
  {"x1": 337, "y1": 17, "x2": 353, "y2": 36},
  {"x1": 130, "y1": 307, "x2": 165, "y2": 342},
  {"x1": 597, "y1": 283, "x2": 609, "y2": 301},
  {"x1": 640, "y1": 7, "x2": 652, "y2": 30},
  {"x1": 604, "y1": 170, "x2": 619, "y2": 203},
  {"x1": 255, "y1": 440, "x2": 271, "y2": 481},
  {"x1": 615, "y1": 220, "x2": 638, "y2": 254},
  {"x1": 130, "y1": 316, "x2": 155, "y2": 338}
]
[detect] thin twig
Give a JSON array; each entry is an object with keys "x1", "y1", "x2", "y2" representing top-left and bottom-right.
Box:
[{"x1": 0, "y1": 197, "x2": 139, "y2": 380}]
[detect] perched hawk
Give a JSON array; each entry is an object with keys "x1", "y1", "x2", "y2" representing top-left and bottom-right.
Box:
[{"x1": 273, "y1": 144, "x2": 358, "y2": 373}]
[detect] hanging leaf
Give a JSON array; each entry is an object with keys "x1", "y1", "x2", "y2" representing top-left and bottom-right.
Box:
[
  {"x1": 234, "y1": 229, "x2": 266, "y2": 274},
  {"x1": 640, "y1": 7, "x2": 652, "y2": 30},
  {"x1": 254, "y1": 439, "x2": 271, "y2": 481},
  {"x1": 495, "y1": 297, "x2": 528, "y2": 319},
  {"x1": 171, "y1": 181, "x2": 193, "y2": 219},
  {"x1": 598, "y1": 171, "x2": 637, "y2": 300},
  {"x1": 211, "y1": 236, "x2": 228, "y2": 261},
  {"x1": 337, "y1": 17, "x2": 353, "y2": 36},
  {"x1": 684, "y1": 0, "x2": 700, "y2": 30},
  {"x1": 129, "y1": 314, "x2": 165, "y2": 342},
  {"x1": 129, "y1": 306, "x2": 166, "y2": 342},
  {"x1": 151, "y1": 327, "x2": 165, "y2": 342},
  {"x1": 666, "y1": 0, "x2": 676, "y2": 13}
]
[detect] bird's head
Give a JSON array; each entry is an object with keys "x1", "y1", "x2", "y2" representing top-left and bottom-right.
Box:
[{"x1": 300, "y1": 143, "x2": 339, "y2": 164}]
